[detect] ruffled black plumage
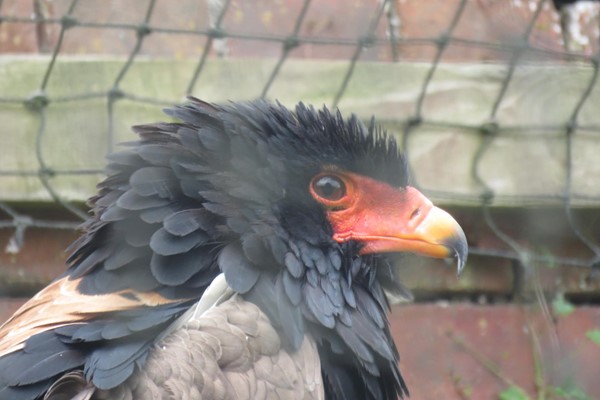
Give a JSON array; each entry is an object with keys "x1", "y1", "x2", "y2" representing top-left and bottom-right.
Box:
[{"x1": 0, "y1": 98, "x2": 410, "y2": 400}]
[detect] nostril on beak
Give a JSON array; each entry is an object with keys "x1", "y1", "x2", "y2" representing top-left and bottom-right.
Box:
[{"x1": 410, "y1": 207, "x2": 421, "y2": 221}]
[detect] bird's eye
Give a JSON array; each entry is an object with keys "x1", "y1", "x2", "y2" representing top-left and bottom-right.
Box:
[{"x1": 311, "y1": 175, "x2": 346, "y2": 202}]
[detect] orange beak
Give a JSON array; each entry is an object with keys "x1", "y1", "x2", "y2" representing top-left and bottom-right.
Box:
[{"x1": 325, "y1": 178, "x2": 468, "y2": 274}]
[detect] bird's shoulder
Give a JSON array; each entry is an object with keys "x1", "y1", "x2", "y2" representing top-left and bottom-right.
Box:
[{"x1": 46, "y1": 294, "x2": 324, "y2": 400}]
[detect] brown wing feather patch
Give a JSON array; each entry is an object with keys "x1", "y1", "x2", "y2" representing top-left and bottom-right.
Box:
[{"x1": 0, "y1": 277, "x2": 177, "y2": 358}]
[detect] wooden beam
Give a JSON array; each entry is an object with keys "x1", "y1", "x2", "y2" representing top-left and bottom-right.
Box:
[{"x1": 0, "y1": 56, "x2": 598, "y2": 206}]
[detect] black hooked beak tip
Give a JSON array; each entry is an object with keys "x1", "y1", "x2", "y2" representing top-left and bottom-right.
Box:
[{"x1": 444, "y1": 229, "x2": 468, "y2": 276}]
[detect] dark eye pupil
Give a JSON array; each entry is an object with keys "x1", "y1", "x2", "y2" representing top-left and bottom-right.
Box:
[{"x1": 314, "y1": 176, "x2": 345, "y2": 200}]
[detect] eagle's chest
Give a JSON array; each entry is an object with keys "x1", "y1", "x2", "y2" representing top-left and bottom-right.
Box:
[{"x1": 99, "y1": 295, "x2": 324, "y2": 400}]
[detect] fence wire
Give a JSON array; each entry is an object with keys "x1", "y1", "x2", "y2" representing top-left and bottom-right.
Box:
[{"x1": 0, "y1": 0, "x2": 599, "y2": 289}]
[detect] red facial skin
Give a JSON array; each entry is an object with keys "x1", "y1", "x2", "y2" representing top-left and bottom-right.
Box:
[{"x1": 310, "y1": 171, "x2": 467, "y2": 268}]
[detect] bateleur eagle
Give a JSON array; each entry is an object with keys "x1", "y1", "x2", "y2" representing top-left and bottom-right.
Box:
[{"x1": 0, "y1": 99, "x2": 467, "y2": 400}]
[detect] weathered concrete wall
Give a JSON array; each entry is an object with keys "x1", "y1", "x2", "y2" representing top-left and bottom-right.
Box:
[{"x1": 1, "y1": 57, "x2": 599, "y2": 206}]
